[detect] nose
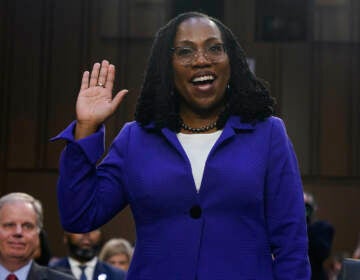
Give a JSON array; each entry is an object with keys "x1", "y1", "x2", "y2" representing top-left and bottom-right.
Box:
[
  {"x1": 192, "y1": 50, "x2": 211, "y2": 66},
  {"x1": 13, "y1": 224, "x2": 23, "y2": 235}
]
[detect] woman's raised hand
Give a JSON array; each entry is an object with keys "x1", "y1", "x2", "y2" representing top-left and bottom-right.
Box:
[{"x1": 75, "y1": 60, "x2": 128, "y2": 139}]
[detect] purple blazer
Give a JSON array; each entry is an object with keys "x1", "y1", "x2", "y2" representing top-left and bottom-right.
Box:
[{"x1": 53, "y1": 116, "x2": 310, "y2": 279}]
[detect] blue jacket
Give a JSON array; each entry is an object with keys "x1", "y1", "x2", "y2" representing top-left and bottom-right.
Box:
[
  {"x1": 53, "y1": 116, "x2": 310, "y2": 279},
  {"x1": 50, "y1": 258, "x2": 126, "y2": 280}
]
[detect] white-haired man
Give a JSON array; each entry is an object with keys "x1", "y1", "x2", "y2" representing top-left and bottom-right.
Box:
[{"x1": 0, "y1": 192, "x2": 75, "y2": 280}]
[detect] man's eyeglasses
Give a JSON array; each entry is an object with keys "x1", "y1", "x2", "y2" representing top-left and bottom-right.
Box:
[{"x1": 171, "y1": 43, "x2": 227, "y2": 65}]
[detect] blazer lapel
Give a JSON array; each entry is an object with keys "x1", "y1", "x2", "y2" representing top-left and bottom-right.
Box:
[
  {"x1": 27, "y1": 262, "x2": 47, "y2": 280},
  {"x1": 93, "y1": 261, "x2": 101, "y2": 280}
]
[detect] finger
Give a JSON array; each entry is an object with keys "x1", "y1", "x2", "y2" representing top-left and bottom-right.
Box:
[
  {"x1": 80, "y1": 71, "x2": 89, "y2": 91},
  {"x1": 97, "y1": 60, "x2": 109, "y2": 87},
  {"x1": 105, "y1": 64, "x2": 116, "y2": 92},
  {"x1": 110, "y1": 89, "x2": 128, "y2": 112},
  {"x1": 89, "y1": 62, "x2": 101, "y2": 87}
]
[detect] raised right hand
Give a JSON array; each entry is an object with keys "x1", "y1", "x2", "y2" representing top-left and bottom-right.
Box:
[{"x1": 75, "y1": 60, "x2": 128, "y2": 139}]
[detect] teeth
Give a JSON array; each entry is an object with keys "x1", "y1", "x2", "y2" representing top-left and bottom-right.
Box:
[{"x1": 192, "y1": 75, "x2": 215, "y2": 83}]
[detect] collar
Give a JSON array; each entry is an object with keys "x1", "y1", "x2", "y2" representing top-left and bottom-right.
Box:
[
  {"x1": 0, "y1": 260, "x2": 32, "y2": 280},
  {"x1": 226, "y1": 116, "x2": 256, "y2": 131},
  {"x1": 141, "y1": 115, "x2": 257, "y2": 132},
  {"x1": 68, "y1": 256, "x2": 98, "y2": 269}
]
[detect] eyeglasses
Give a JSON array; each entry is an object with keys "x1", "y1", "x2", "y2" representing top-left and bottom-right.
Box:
[{"x1": 171, "y1": 43, "x2": 227, "y2": 65}]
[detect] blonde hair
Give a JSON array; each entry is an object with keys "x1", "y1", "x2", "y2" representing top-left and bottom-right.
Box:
[{"x1": 99, "y1": 238, "x2": 133, "y2": 262}]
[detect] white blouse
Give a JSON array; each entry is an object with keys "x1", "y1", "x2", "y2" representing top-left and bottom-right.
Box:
[{"x1": 177, "y1": 130, "x2": 222, "y2": 192}]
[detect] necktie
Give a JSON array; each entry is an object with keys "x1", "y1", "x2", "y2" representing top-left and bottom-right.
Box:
[
  {"x1": 79, "y1": 265, "x2": 87, "y2": 280},
  {"x1": 6, "y1": 274, "x2": 18, "y2": 280}
]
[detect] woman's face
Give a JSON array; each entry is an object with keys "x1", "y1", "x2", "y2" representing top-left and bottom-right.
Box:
[
  {"x1": 172, "y1": 17, "x2": 230, "y2": 118},
  {"x1": 107, "y1": 253, "x2": 130, "y2": 271}
]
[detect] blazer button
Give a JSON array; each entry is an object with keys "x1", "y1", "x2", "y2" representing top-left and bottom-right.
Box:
[{"x1": 190, "y1": 205, "x2": 202, "y2": 219}]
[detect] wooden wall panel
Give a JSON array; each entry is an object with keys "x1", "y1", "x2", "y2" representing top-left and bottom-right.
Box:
[
  {"x1": 314, "y1": 0, "x2": 352, "y2": 42},
  {"x1": 45, "y1": 0, "x2": 87, "y2": 168},
  {"x1": 351, "y1": 0, "x2": 360, "y2": 41},
  {"x1": 129, "y1": 0, "x2": 168, "y2": 38},
  {"x1": 317, "y1": 45, "x2": 352, "y2": 176},
  {"x1": 280, "y1": 44, "x2": 312, "y2": 175},
  {"x1": 245, "y1": 43, "x2": 282, "y2": 106},
  {"x1": 0, "y1": 0, "x2": 9, "y2": 194},
  {"x1": 122, "y1": 41, "x2": 153, "y2": 119},
  {"x1": 224, "y1": 0, "x2": 255, "y2": 43},
  {"x1": 350, "y1": 47, "x2": 360, "y2": 175},
  {"x1": 6, "y1": 0, "x2": 44, "y2": 168}
]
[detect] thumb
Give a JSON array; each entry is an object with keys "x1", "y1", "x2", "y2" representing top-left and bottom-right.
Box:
[{"x1": 111, "y1": 89, "x2": 129, "y2": 111}]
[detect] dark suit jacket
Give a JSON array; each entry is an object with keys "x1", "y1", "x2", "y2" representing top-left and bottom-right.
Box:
[
  {"x1": 27, "y1": 262, "x2": 76, "y2": 280},
  {"x1": 308, "y1": 220, "x2": 335, "y2": 280},
  {"x1": 50, "y1": 257, "x2": 126, "y2": 280}
]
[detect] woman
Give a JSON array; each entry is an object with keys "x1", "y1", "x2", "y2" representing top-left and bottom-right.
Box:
[
  {"x1": 99, "y1": 238, "x2": 133, "y2": 271},
  {"x1": 53, "y1": 12, "x2": 310, "y2": 279}
]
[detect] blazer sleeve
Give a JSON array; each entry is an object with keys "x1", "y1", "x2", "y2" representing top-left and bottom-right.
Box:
[
  {"x1": 53, "y1": 121, "x2": 131, "y2": 233},
  {"x1": 264, "y1": 118, "x2": 311, "y2": 279}
]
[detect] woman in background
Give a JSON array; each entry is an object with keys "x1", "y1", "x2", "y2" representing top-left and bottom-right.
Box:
[{"x1": 99, "y1": 238, "x2": 133, "y2": 271}]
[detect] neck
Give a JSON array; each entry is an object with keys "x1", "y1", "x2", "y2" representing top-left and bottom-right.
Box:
[
  {"x1": 0, "y1": 258, "x2": 31, "y2": 272},
  {"x1": 180, "y1": 119, "x2": 217, "y2": 133}
]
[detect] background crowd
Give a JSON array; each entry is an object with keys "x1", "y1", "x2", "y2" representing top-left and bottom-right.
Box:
[
  {"x1": 0, "y1": 192, "x2": 133, "y2": 280},
  {"x1": 2, "y1": 190, "x2": 360, "y2": 279}
]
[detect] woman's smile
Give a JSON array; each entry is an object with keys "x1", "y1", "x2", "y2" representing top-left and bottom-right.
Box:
[{"x1": 172, "y1": 17, "x2": 230, "y2": 118}]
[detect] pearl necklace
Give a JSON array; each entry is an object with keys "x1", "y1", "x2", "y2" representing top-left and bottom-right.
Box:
[{"x1": 180, "y1": 120, "x2": 217, "y2": 133}]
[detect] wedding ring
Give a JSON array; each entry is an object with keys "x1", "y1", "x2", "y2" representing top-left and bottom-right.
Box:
[{"x1": 96, "y1": 82, "x2": 105, "y2": 88}]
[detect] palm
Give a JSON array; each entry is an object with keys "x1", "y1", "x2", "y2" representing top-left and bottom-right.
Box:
[
  {"x1": 76, "y1": 86, "x2": 115, "y2": 124},
  {"x1": 76, "y1": 60, "x2": 128, "y2": 128}
]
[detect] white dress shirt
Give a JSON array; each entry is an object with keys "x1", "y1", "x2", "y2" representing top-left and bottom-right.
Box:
[
  {"x1": 68, "y1": 257, "x2": 97, "y2": 280},
  {"x1": 0, "y1": 260, "x2": 32, "y2": 280}
]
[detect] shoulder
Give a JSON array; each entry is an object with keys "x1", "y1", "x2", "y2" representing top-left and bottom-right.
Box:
[
  {"x1": 255, "y1": 116, "x2": 289, "y2": 142},
  {"x1": 49, "y1": 257, "x2": 69, "y2": 268},
  {"x1": 45, "y1": 267, "x2": 76, "y2": 280},
  {"x1": 29, "y1": 262, "x2": 75, "y2": 280},
  {"x1": 114, "y1": 121, "x2": 145, "y2": 139},
  {"x1": 113, "y1": 121, "x2": 158, "y2": 146},
  {"x1": 96, "y1": 261, "x2": 126, "y2": 277},
  {"x1": 254, "y1": 116, "x2": 286, "y2": 130},
  {"x1": 310, "y1": 220, "x2": 335, "y2": 233}
]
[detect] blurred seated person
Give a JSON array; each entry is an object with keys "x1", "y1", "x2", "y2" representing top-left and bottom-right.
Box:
[
  {"x1": 0, "y1": 192, "x2": 75, "y2": 280},
  {"x1": 327, "y1": 251, "x2": 350, "y2": 280},
  {"x1": 33, "y1": 229, "x2": 52, "y2": 266},
  {"x1": 304, "y1": 191, "x2": 335, "y2": 280},
  {"x1": 99, "y1": 238, "x2": 133, "y2": 271},
  {"x1": 351, "y1": 233, "x2": 360, "y2": 259},
  {"x1": 50, "y1": 229, "x2": 126, "y2": 280}
]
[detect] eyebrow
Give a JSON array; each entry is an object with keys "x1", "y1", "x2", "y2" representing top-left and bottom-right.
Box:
[{"x1": 175, "y1": 37, "x2": 223, "y2": 46}]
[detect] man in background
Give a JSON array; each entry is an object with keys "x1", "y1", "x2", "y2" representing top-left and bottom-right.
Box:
[
  {"x1": 304, "y1": 192, "x2": 335, "y2": 280},
  {"x1": 50, "y1": 229, "x2": 126, "y2": 280},
  {"x1": 0, "y1": 192, "x2": 75, "y2": 280}
]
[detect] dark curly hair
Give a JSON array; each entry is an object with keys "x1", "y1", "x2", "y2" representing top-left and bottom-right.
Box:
[{"x1": 135, "y1": 11, "x2": 275, "y2": 131}]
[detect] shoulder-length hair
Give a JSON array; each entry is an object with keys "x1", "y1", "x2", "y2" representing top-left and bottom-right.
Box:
[{"x1": 135, "y1": 11, "x2": 275, "y2": 131}]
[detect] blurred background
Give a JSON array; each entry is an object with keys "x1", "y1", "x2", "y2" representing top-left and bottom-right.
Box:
[{"x1": 1, "y1": 0, "x2": 360, "y2": 262}]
